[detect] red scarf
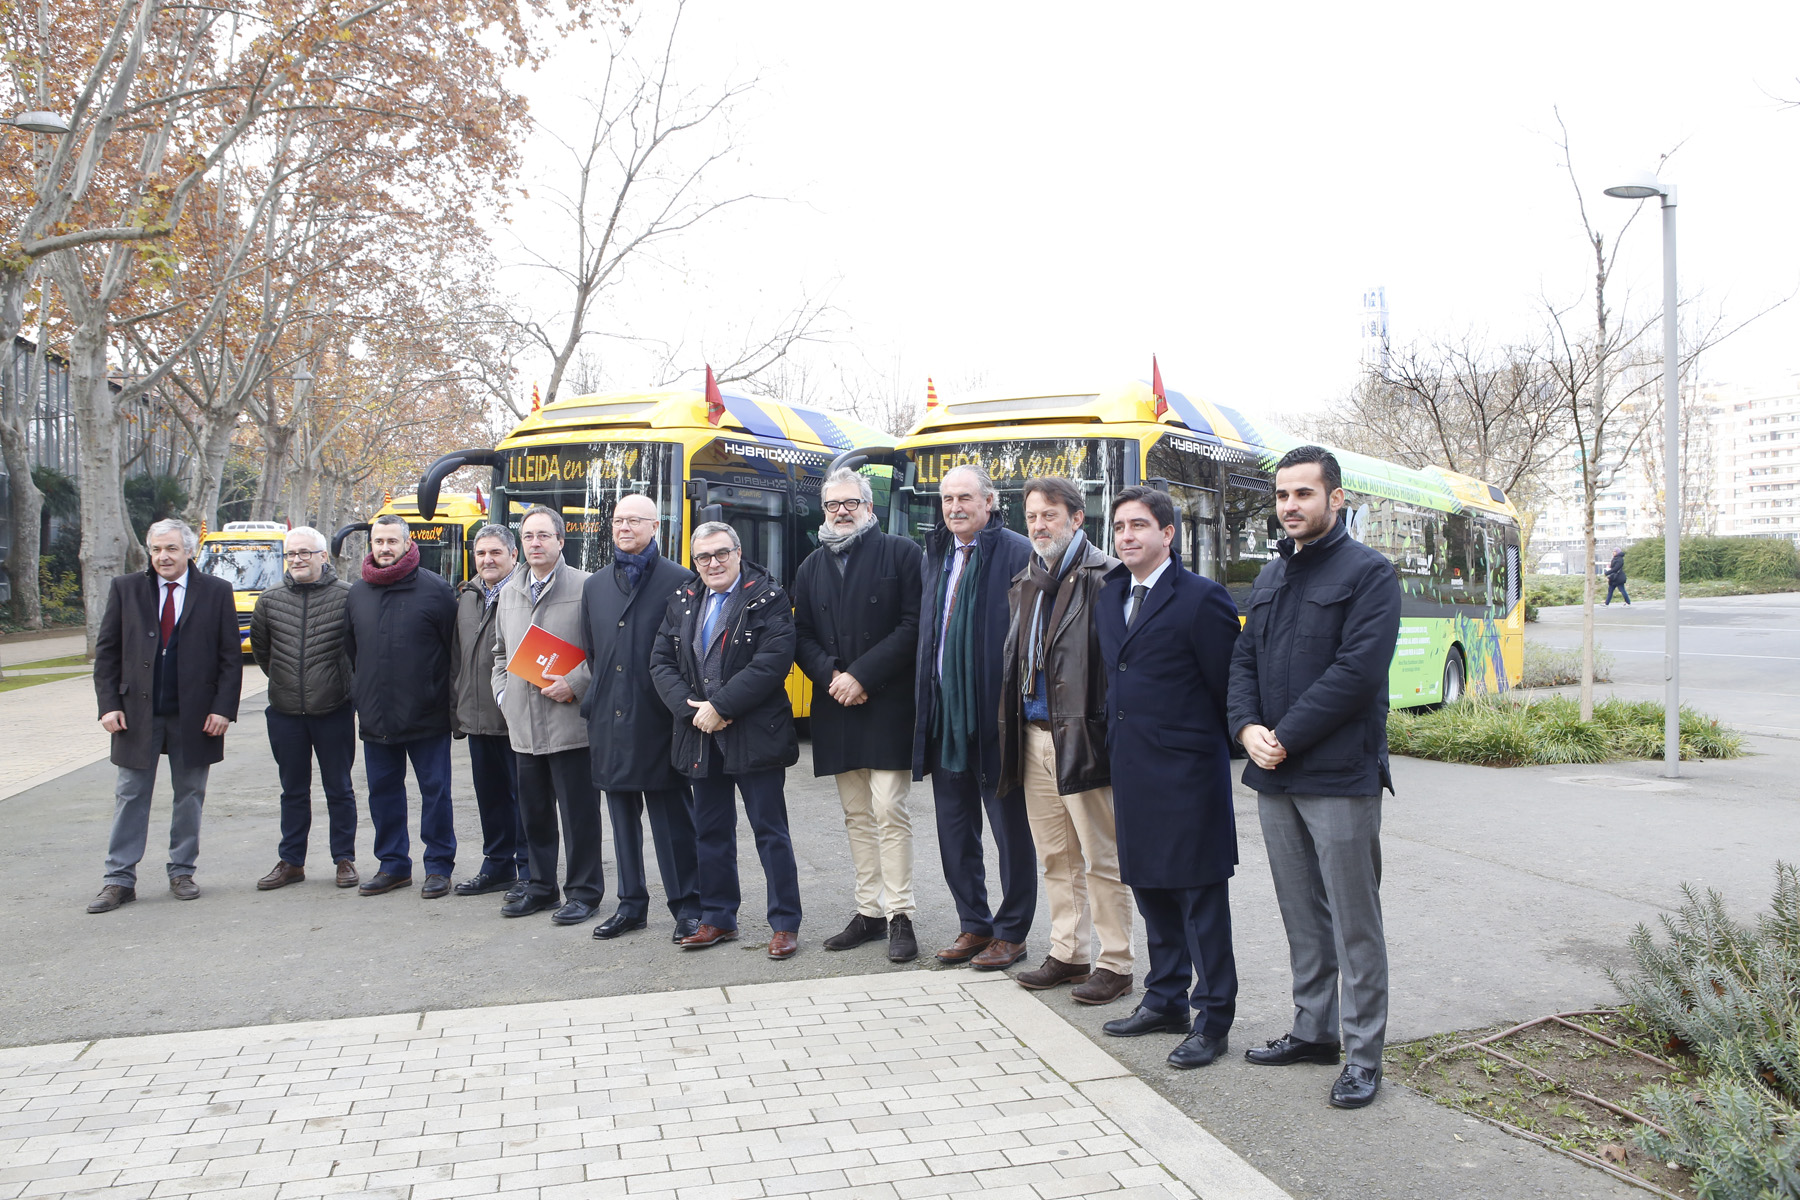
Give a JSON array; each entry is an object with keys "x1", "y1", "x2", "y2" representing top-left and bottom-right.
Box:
[{"x1": 362, "y1": 541, "x2": 420, "y2": 585}]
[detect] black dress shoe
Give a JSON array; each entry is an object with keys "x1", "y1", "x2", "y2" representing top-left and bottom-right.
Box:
[
  {"x1": 1245, "y1": 1033, "x2": 1343, "y2": 1066},
  {"x1": 550, "y1": 899, "x2": 598, "y2": 926},
  {"x1": 1168, "y1": 1031, "x2": 1228, "y2": 1069},
  {"x1": 887, "y1": 914, "x2": 918, "y2": 963},
  {"x1": 672, "y1": 917, "x2": 701, "y2": 943},
  {"x1": 1330, "y1": 1064, "x2": 1382, "y2": 1108},
  {"x1": 501, "y1": 892, "x2": 557, "y2": 918},
  {"x1": 593, "y1": 911, "x2": 647, "y2": 939},
  {"x1": 453, "y1": 871, "x2": 516, "y2": 897},
  {"x1": 822, "y1": 912, "x2": 887, "y2": 951},
  {"x1": 1102, "y1": 1005, "x2": 1191, "y2": 1038},
  {"x1": 358, "y1": 871, "x2": 413, "y2": 896},
  {"x1": 420, "y1": 874, "x2": 451, "y2": 900},
  {"x1": 504, "y1": 883, "x2": 529, "y2": 903}
]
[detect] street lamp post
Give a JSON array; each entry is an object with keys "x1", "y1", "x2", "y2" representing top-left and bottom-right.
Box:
[{"x1": 1604, "y1": 171, "x2": 1680, "y2": 778}]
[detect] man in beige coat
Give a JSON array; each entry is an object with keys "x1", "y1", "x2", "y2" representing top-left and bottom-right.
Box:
[{"x1": 490, "y1": 506, "x2": 597, "y2": 925}]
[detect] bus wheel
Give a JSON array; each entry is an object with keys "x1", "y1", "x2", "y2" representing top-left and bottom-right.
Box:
[{"x1": 1441, "y1": 647, "x2": 1467, "y2": 706}]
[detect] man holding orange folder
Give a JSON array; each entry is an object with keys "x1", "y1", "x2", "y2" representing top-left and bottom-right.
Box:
[{"x1": 490, "y1": 505, "x2": 599, "y2": 927}]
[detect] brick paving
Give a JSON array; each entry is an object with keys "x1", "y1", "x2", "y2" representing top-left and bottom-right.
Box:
[{"x1": 0, "y1": 974, "x2": 1288, "y2": 1200}]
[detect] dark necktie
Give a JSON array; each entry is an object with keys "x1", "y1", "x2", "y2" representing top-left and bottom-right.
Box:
[
  {"x1": 1126, "y1": 583, "x2": 1148, "y2": 628},
  {"x1": 160, "y1": 581, "x2": 177, "y2": 645}
]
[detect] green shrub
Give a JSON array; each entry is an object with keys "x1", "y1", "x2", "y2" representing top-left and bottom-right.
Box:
[
  {"x1": 1521, "y1": 640, "x2": 1613, "y2": 686},
  {"x1": 1624, "y1": 537, "x2": 1799, "y2": 584},
  {"x1": 1611, "y1": 864, "x2": 1800, "y2": 1199},
  {"x1": 1387, "y1": 695, "x2": 1743, "y2": 766}
]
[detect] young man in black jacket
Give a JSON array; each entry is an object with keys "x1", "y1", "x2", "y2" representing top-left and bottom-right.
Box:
[{"x1": 1227, "y1": 445, "x2": 1402, "y2": 1110}]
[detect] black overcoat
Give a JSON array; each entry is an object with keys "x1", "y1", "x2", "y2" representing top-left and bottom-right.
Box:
[
  {"x1": 343, "y1": 564, "x2": 458, "y2": 744},
  {"x1": 791, "y1": 529, "x2": 923, "y2": 776},
  {"x1": 93, "y1": 568, "x2": 243, "y2": 771},
  {"x1": 1095, "y1": 562, "x2": 1240, "y2": 889},
  {"x1": 909, "y1": 515, "x2": 1034, "y2": 786},
  {"x1": 581, "y1": 553, "x2": 694, "y2": 791}
]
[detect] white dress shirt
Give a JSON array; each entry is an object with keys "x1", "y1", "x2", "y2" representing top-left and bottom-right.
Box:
[{"x1": 1124, "y1": 556, "x2": 1173, "y2": 621}]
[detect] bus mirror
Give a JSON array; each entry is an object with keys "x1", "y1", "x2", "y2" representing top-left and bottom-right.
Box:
[
  {"x1": 331, "y1": 522, "x2": 370, "y2": 558},
  {"x1": 685, "y1": 480, "x2": 710, "y2": 505},
  {"x1": 700, "y1": 503, "x2": 724, "y2": 525}
]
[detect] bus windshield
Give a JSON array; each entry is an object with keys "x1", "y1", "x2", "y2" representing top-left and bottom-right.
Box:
[
  {"x1": 496, "y1": 441, "x2": 682, "y2": 572},
  {"x1": 907, "y1": 438, "x2": 1134, "y2": 545},
  {"x1": 196, "y1": 540, "x2": 285, "y2": 591}
]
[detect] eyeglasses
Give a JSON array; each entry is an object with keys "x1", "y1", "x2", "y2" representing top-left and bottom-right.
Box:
[
  {"x1": 283, "y1": 550, "x2": 324, "y2": 560},
  {"x1": 823, "y1": 499, "x2": 865, "y2": 514},
  {"x1": 520, "y1": 531, "x2": 561, "y2": 543},
  {"x1": 610, "y1": 516, "x2": 656, "y2": 528},
  {"x1": 692, "y1": 548, "x2": 738, "y2": 566}
]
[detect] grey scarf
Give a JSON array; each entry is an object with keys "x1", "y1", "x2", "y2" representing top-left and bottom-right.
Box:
[{"x1": 819, "y1": 516, "x2": 875, "y2": 557}]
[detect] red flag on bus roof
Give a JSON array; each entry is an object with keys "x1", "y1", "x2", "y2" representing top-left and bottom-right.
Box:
[
  {"x1": 926, "y1": 377, "x2": 940, "y2": 409},
  {"x1": 1151, "y1": 355, "x2": 1168, "y2": 419},
  {"x1": 705, "y1": 365, "x2": 725, "y2": 426},
  {"x1": 531, "y1": 382, "x2": 541, "y2": 412}
]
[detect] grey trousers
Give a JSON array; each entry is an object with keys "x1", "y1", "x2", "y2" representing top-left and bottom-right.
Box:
[
  {"x1": 1257, "y1": 792, "x2": 1388, "y2": 1070},
  {"x1": 103, "y1": 716, "x2": 210, "y2": 888}
]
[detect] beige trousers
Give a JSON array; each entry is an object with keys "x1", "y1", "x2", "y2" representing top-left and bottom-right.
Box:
[
  {"x1": 834, "y1": 768, "x2": 915, "y2": 917},
  {"x1": 1022, "y1": 725, "x2": 1133, "y2": 974}
]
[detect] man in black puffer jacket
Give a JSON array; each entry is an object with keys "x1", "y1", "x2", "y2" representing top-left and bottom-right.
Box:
[
  {"x1": 249, "y1": 526, "x2": 359, "y2": 892},
  {"x1": 344, "y1": 514, "x2": 459, "y2": 899}
]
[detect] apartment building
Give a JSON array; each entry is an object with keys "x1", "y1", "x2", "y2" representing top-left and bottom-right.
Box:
[{"x1": 1711, "y1": 376, "x2": 1800, "y2": 540}]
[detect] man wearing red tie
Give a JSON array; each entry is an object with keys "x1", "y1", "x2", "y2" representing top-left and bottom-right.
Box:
[{"x1": 88, "y1": 519, "x2": 243, "y2": 912}]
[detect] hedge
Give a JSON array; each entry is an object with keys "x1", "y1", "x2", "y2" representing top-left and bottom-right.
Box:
[{"x1": 1621, "y1": 536, "x2": 1799, "y2": 584}]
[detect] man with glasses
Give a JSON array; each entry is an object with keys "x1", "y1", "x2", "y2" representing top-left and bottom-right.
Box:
[
  {"x1": 249, "y1": 527, "x2": 360, "y2": 891},
  {"x1": 490, "y1": 506, "x2": 599, "y2": 926},
  {"x1": 650, "y1": 522, "x2": 802, "y2": 959},
  {"x1": 582, "y1": 495, "x2": 701, "y2": 943},
  {"x1": 792, "y1": 468, "x2": 924, "y2": 962}
]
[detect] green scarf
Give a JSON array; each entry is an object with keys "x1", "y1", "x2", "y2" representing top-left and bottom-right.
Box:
[{"x1": 933, "y1": 542, "x2": 984, "y2": 773}]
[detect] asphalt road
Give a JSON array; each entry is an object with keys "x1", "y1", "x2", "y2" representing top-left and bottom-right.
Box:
[
  {"x1": 1530, "y1": 591, "x2": 1800, "y2": 736},
  {"x1": 9, "y1": 694, "x2": 1798, "y2": 1199}
]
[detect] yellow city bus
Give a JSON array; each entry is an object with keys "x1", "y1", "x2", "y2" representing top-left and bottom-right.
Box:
[
  {"x1": 331, "y1": 492, "x2": 492, "y2": 586},
  {"x1": 195, "y1": 521, "x2": 290, "y2": 655},
  {"x1": 413, "y1": 386, "x2": 896, "y2": 716},
  {"x1": 836, "y1": 376, "x2": 1524, "y2": 707}
]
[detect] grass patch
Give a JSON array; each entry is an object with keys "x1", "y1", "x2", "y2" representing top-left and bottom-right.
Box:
[
  {"x1": 1523, "y1": 640, "x2": 1614, "y2": 687},
  {"x1": 1526, "y1": 573, "x2": 1800, "y2": 615},
  {"x1": 1388, "y1": 696, "x2": 1744, "y2": 766},
  {"x1": 0, "y1": 670, "x2": 90, "y2": 693},
  {"x1": 10, "y1": 654, "x2": 90, "y2": 670}
]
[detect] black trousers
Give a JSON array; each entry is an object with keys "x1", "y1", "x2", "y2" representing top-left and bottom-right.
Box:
[
  {"x1": 691, "y1": 755, "x2": 801, "y2": 934},
  {"x1": 515, "y1": 748, "x2": 604, "y2": 905},
  {"x1": 467, "y1": 733, "x2": 527, "y2": 881},
  {"x1": 606, "y1": 787, "x2": 700, "y2": 922},
  {"x1": 1135, "y1": 882, "x2": 1238, "y2": 1038},
  {"x1": 929, "y1": 748, "x2": 1036, "y2": 945},
  {"x1": 266, "y1": 703, "x2": 357, "y2": 867}
]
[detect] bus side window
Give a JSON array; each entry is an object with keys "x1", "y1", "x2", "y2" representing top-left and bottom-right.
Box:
[{"x1": 1224, "y1": 469, "x2": 1277, "y2": 609}]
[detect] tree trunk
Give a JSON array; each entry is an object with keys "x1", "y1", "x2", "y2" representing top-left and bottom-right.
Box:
[
  {"x1": 252, "y1": 425, "x2": 292, "y2": 520},
  {"x1": 182, "y1": 414, "x2": 237, "y2": 533},
  {"x1": 67, "y1": 323, "x2": 135, "y2": 656},
  {"x1": 0, "y1": 341, "x2": 45, "y2": 630}
]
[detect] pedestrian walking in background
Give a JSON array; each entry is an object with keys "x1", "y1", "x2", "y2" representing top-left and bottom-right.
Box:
[
  {"x1": 997, "y1": 476, "x2": 1133, "y2": 1005},
  {"x1": 650, "y1": 522, "x2": 803, "y2": 959},
  {"x1": 1095, "y1": 487, "x2": 1242, "y2": 1069},
  {"x1": 581, "y1": 494, "x2": 702, "y2": 945},
  {"x1": 344, "y1": 513, "x2": 459, "y2": 899},
  {"x1": 88, "y1": 518, "x2": 242, "y2": 912},
  {"x1": 490, "y1": 506, "x2": 598, "y2": 926},
  {"x1": 1605, "y1": 548, "x2": 1631, "y2": 606},
  {"x1": 1227, "y1": 445, "x2": 1402, "y2": 1110},
  {"x1": 792, "y1": 467, "x2": 925, "y2": 963},
  {"x1": 451, "y1": 524, "x2": 529, "y2": 898},
  {"x1": 249, "y1": 525, "x2": 358, "y2": 892},
  {"x1": 912, "y1": 464, "x2": 1037, "y2": 971}
]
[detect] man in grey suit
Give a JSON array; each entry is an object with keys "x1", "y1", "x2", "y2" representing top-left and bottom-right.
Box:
[{"x1": 1226, "y1": 445, "x2": 1402, "y2": 1110}]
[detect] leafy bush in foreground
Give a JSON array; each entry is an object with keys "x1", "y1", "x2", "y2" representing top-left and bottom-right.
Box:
[
  {"x1": 1521, "y1": 640, "x2": 1613, "y2": 687},
  {"x1": 1386, "y1": 696, "x2": 1743, "y2": 766}
]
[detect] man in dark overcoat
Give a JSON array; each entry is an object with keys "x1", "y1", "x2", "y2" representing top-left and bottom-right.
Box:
[
  {"x1": 89, "y1": 518, "x2": 242, "y2": 912},
  {"x1": 581, "y1": 493, "x2": 701, "y2": 944},
  {"x1": 792, "y1": 466, "x2": 924, "y2": 963},
  {"x1": 1093, "y1": 486, "x2": 1241, "y2": 1069},
  {"x1": 910, "y1": 463, "x2": 1037, "y2": 971}
]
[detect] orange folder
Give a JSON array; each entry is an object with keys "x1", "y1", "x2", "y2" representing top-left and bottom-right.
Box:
[{"x1": 506, "y1": 624, "x2": 586, "y2": 688}]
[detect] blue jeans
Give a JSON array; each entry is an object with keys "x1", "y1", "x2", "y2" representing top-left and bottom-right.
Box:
[
  {"x1": 466, "y1": 733, "x2": 527, "y2": 882},
  {"x1": 363, "y1": 733, "x2": 456, "y2": 878},
  {"x1": 691, "y1": 752, "x2": 800, "y2": 934},
  {"x1": 1605, "y1": 582, "x2": 1631, "y2": 605},
  {"x1": 267, "y1": 704, "x2": 357, "y2": 866}
]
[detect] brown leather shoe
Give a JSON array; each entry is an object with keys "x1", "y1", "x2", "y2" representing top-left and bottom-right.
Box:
[
  {"x1": 935, "y1": 932, "x2": 994, "y2": 964},
  {"x1": 87, "y1": 884, "x2": 135, "y2": 914},
  {"x1": 1071, "y1": 968, "x2": 1134, "y2": 1005},
  {"x1": 335, "y1": 859, "x2": 358, "y2": 889},
  {"x1": 169, "y1": 875, "x2": 200, "y2": 901},
  {"x1": 970, "y1": 939, "x2": 1027, "y2": 971},
  {"x1": 767, "y1": 931, "x2": 798, "y2": 960},
  {"x1": 1015, "y1": 956, "x2": 1091, "y2": 990},
  {"x1": 680, "y1": 923, "x2": 739, "y2": 949},
  {"x1": 257, "y1": 862, "x2": 304, "y2": 891}
]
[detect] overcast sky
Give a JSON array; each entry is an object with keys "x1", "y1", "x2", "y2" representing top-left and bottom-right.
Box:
[{"x1": 498, "y1": 1, "x2": 1800, "y2": 418}]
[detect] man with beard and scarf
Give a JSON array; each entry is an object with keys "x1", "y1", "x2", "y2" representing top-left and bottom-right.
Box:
[
  {"x1": 996, "y1": 476, "x2": 1133, "y2": 1006},
  {"x1": 791, "y1": 467, "x2": 925, "y2": 963},
  {"x1": 343, "y1": 513, "x2": 460, "y2": 898}
]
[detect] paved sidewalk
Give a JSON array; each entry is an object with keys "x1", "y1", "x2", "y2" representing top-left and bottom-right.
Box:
[{"x1": 0, "y1": 973, "x2": 1287, "y2": 1200}]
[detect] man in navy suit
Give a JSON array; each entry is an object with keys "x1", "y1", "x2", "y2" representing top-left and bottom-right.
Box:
[{"x1": 1094, "y1": 486, "x2": 1242, "y2": 1070}]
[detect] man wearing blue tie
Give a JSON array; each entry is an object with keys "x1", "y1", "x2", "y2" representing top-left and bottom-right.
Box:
[{"x1": 649, "y1": 522, "x2": 803, "y2": 960}]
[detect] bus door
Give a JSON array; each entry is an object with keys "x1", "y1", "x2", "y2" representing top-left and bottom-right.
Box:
[{"x1": 409, "y1": 522, "x2": 465, "y2": 583}]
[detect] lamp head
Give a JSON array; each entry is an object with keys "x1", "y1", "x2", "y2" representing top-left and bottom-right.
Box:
[
  {"x1": 1605, "y1": 170, "x2": 1667, "y2": 200},
  {"x1": 7, "y1": 110, "x2": 70, "y2": 135}
]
